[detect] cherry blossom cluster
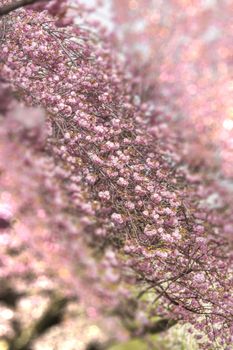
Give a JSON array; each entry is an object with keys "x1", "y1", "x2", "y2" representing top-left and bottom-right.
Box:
[
  {"x1": 0, "y1": 105, "x2": 124, "y2": 325},
  {"x1": 0, "y1": 3, "x2": 232, "y2": 349}
]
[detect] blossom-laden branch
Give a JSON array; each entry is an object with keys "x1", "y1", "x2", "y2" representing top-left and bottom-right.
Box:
[
  {"x1": 0, "y1": 0, "x2": 50, "y2": 17},
  {"x1": 0, "y1": 4, "x2": 232, "y2": 350}
]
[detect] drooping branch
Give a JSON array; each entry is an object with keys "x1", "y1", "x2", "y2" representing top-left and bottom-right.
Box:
[
  {"x1": 141, "y1": 319, "x2": 177, "y2": 335},
  {"x1": 8, "y1": 294, "x2": 70, "y2": 350},
  {"x1": 0, "y1": 5, "x2": 232, "y2": 349},
  {"x1": 0, "y1": 0, "x2": 50, "y2": 17},
  {"x1": 0, "y1": 285, "x2": 26, "y2": 308}
]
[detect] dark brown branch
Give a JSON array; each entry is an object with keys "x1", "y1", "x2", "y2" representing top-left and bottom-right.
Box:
[
  {"x1": 0, "y1": 285, "x2": 26, "y2": 308},
  {"x1": 8, "y1": 294, "x2": 70, "y2": 350},
  {"x1": 0, "y1": 0, "x2": 50, "y2": 17},
  {"x1": 141, "y1": 318, "x2": 177, "y2": 335}
]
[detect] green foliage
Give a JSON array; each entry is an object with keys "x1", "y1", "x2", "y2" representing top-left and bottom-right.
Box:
[
  {"x1": 108, "y1": 325, "x2": 199, "y2": 350},
  {"x1": 109, "y1": 339, "x2": 149, "y2": 350}
]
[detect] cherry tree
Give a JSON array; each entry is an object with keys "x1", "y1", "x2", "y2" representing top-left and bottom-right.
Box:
[{"x1": 0, "y1": 1, "x2": 232, "y2": 349}]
